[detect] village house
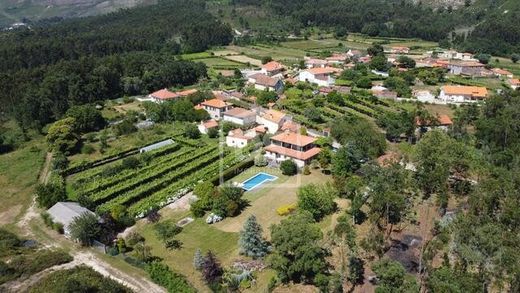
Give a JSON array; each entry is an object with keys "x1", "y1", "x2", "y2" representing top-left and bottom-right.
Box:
[
  {"x1": 326, "y1": 53, "x2": 348, "y2": 66},
  {"x1": 389, "y1": 46, "x2": 410, "y2": 54},
  {"x1": 346, "y1": 49, "x2": 363, "y2": 59},
  {"x1": 416, "y1": 114, "x2": 453, "y2": 136},
  {"x1": 438, "y1": 50, "x2": 475, "y2": 61},
  {"x1": 439, "y1": 85, "x2": 488, "y2": 103},
  {"x1": 414, "y1": 90, "x2": 435, "y2": 103},
  {"x1": 371, "y1": 85, "x2": 398, "y2": 99},
  {"x1": 256, "y1": 109, "x2": 290, "y2": 134},
  {"x1": 509, "y1": 79, "x2": 520, "y2": 90},
  {"x1": 226, "y1": 129, "x2": 257, "y2": 148},
  {"x1": 198, "y1": 119, "x2": 219, "y2": 134},
  {"x1": 148, "y1": 88, "x2": 198, "y2": 103},
  {"x1": 264, "y1": 132, "x2": 321, "y2": 168},
  {"x1": 199, "y1": 98, "x2": 233, "y2": 120},
  {"x1": 304, "y1": 57, "x2": 328, "y2": 69},
  {"x1": 260, "y1": 61, "x2": 284, "y2": 77},
  {"x1": 491, "y1": 68, "x2": 514, "y2": 79},
  {"x1": 280, "y1": 120, "x2": 301, "y2": 133},
  {"x1": 447, "y1": 61, "x2": 487, "y2": 76},
  {"x1": 248, "y1": 73, "x2": 284, "y2": 92},
  {"x1": 298, "y1": 67, "x2": 340, "y2": 87},
  {"x1": 223, "y1": 107, "x2": 257, "y2": 126}
]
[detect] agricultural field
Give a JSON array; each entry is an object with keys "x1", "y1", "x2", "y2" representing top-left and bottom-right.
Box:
[{"x1": 67, "y1": 137, "x2": 253, "y2": 217}]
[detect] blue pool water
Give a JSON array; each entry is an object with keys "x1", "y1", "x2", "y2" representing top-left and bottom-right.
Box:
[{"x1": 242, "y1": 172, "x2": 278, "y2": 191}]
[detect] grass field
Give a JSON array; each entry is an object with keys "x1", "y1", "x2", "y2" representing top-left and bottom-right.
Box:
[
  {"x1": 0, "y1": 137, "x2": 45, "y2": 227},
  {"x1": 197, "y1": 57, "x2": 248, "y2": 69}
]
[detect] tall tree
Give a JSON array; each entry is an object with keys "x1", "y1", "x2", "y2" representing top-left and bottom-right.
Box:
[
  {"x1": 269, "y1": 211, "x2": 328, "y2": 284},
  {"x1": 238, "y1": 215, "x2": 270, "y2": 259}
]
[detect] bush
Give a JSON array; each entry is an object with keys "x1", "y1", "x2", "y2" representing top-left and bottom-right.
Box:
[
  {"x1": 125, "y1": 232, "x2": 145, "y2": 247},
  {"x1": 280, "y1": 160, "x2": 297, "y2": 176},
  {"x1": 145, "y1": 261, "x2": 196, "y2": 293},
  {"x1": 81, "y1": 144, "x2": 95, "y2": 154},
  {"x1": 41, "y1": 212, "x2": 54, "y2": 227},
  {"x1": 303, "y1": 165, "x2": 311, "y2": 175},
  {"x1": 254, "y1": 154, "x2": 268, "y2": 167},
  {"x1": 207, "y1": 127, "x2": 219, "y2": 138},
  {"x1": 276, "y1": 204, "x2": 297, "y2": 216},
  {"x1": 52, "y1": 222, "x2": 64, "y2": 234},
  {"x1": 184, "y1": 124, "x2": 200, "y2": 139},
  {"x1": 190, "y1": 200, "x2": 206, "y2": 218}
]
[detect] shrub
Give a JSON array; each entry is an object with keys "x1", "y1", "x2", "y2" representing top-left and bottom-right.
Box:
[
  {"x1": 81, "y1": 144, "x2": 95, "y2": 154},
  {"x1": 280, "y1": 160, "x2": 297, "y2": 176},
  {"x1": 190, "y1": 200, "x2": 207, "y2": 218},
  {"x1": 52, "y1": 222, "x2": 64, "y2": 234},
  {"x1": 303, "y1": 165, "x2": 311, "y2": 175},
  {"x1": 276, "y1": 204, "x2": 297, "y2": 216},
  {"x1": 145, "y1": 261, "x2": 196, "y2": 293},
  {"x1": 207, "y1": 127, "x2": 219, "y2": 138},
  {"x1": 125, "y1": 232, "x2": 145, "y2": 247},
  {"x1": 41, "y1": 212, "x2": 54, "y2": 227},
  {"x1": 184, "y1": 124, "x2": 200, "y2": 139},
  {"x1": 254, "y1": 154, "x2": 268, "y2": 167}
]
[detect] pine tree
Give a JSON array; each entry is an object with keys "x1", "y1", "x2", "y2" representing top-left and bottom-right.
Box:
[
  {"x1": 201, "y1": 251, "x2": 223, "y2": 284},
  {"x1": 193, "y1": 248, "x2": 204, "y2": 271},
  {"x1": 239, "y1": 215, "x2": 270, "y2": 259}
]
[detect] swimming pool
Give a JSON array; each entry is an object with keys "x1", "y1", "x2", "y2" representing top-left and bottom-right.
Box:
[{"x1": 241, "y1": 172, "x2": 278, "y2": 191}]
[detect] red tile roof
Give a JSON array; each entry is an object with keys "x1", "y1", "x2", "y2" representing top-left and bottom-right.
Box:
[
  {"x1": 202, "y1": 119, "x2": 218, "y2": 129},
  {"x1": 260, "y1": 109, "x2": 286, "y2": 123},
  {"x1": 442, "y1": 85, "x2": 488, "y2": 98},
  {"x1": 176, "y1": 89, "x2": 198, "y2": 97},
  {"x1": 249, "y1": 73, "x2": 281, "y2": 87},
  {"x1": 306, "y1": 67, "x2": 341, "y2": 75},
  {"x1": 262, "y1": 61, "x2": 283, "y2": 72},
  {"x1": 416, "y1": 114, "x2": 453, "y2": 126},
  {"x1": 265, "y1": 145, "x2": 321, "y2": 161},
  {"x1": 201, "y1": 98, "x2": 232, "y2": 108},
  {"x1": 150, "y1": 88, "x2": 178, "y2": 100},
  {"x1": 270, "y1": 132, "x2": 316, "y2": 147}
]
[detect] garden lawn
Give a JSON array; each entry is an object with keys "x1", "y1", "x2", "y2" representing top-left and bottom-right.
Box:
[
  {"x1": 214, "y1": 167, "x2": 331, "y2": 237},
  {"x1": 196, "y1": 57, "x2": 247, "y2": 69},
  {"x1": 136, "y1": 211, "x2": 239, "y2": 292}
]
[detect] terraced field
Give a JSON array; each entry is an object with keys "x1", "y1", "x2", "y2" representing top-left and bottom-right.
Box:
[{"x1": 68, "y1": 139, "x2": 252, "y2": 217}]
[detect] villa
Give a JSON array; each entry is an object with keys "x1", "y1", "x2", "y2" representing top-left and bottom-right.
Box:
[
  {"x1": 199, "y1": 99, "x2": 233, "y2": 120},
  {"x1": 226, "y1": 129, "x2": 257, "y2": 148},
  {"x1": 439, "y1": 85, "x2": 488, "y2": 103},
  {"x1": 248, "y1": 73, "x2": 284, "y2": 92},
  {"x1": 256, "y1": 109, "x2": 290, "y2": 134},
  {"x1": 298, "y1": 67, "x2": 340, "y2": 87},
  {"x1": 264, "y1": 132, "x2": 321, "y2": 168}
]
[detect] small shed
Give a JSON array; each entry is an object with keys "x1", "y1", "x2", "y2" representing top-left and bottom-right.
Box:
[
  {"x1": 47, "y1": 202, "x2": 96, "y2": 236},
  {"x1": 139, "y1": 139, "x2": 174, "y2": 153}
]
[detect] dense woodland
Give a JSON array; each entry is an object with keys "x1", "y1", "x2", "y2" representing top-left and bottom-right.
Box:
[
  {"x1": 233, "y1": 0, "x2": 520, "y2": 55},
  {"x1": 0, "y1": 0, "x2": 231, "y2": 129}
]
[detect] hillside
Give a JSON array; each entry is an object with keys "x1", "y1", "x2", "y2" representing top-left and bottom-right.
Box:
[{"x1": 0, "y1": 0, "x2": 154, "y2": 27}]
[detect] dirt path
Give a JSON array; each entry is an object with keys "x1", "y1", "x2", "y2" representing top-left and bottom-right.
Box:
[
  {"x1": 9, "y1": 151, "x2": 166, "y2": 293},
  {"x1": 3, "y1": 251, "x2": 166, "y2": 293}
]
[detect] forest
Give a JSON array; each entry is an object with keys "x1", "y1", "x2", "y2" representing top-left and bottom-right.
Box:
[
  {"x1": 232, "y1": 0, "x2": 520, "y2": 56},
  {"x1": 0, "y1": 0, "x2": 231, "y2": 129}
]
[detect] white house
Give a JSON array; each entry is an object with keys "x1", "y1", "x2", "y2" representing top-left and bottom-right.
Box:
[
  {"x1": 199, "y1": 99, "x2": 233, "y2": 120},
  {"x1": 491, "y1": 68, "x2": 514, "y2": 79},
  {"x1": 226, "y1": 129, "x2": 256, "y2": 148},
  {"x1": 509, "y1": 79, "x2": 520, "y2": 90},
  {"x1": 304, "y1": 57, "x2": 328, "y2": 68},
  {"x1": 438, "y1": 50, "x2": 476, "y2": 61},
  {"x1": 223, "y1": 107, "x2": 256, "y2": 126},
  {"x1": 298, "y1": 67, "x2": 339, "y2": 87},
  {"x1": 439, "y1": 85, "x2": 488, "y2": 103},
  {"x1": 248, "y1": 73, "x2": 284, "y2": 92},
  {"x1": 47, "y1": 202, "x2": 96, "y2": 236},
  {"x1": 198, "y1": 119, "x2": 218, "y2": 134},
  {"x1": 256, "y1": 109, "x2": 290, "y2": 134},
  {"x1": 264, "y1": 132, "x2": 321, "y2": 168}
]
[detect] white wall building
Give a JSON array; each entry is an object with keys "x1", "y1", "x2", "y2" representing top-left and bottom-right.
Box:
[
  {"x1": 226, "y1": 129, "x2": 256, "y2": 148},
  {"x1": 199, "y1": 99, "x2": 233, "y2": 120},
  {"x1": 256, "y1": 109, "x2": 290, "y2": 134},
  {"x1": 298, "y1": 67, "x2": 338, "y2": 87},
  {"x1": 223, "y1": 108, "x2": 257, "y2": 126},
  {"x1": 439, "y1": 85, "x2": 488, "y2": 103}
]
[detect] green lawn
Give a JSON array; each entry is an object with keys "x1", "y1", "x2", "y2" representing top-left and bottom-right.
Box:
[
  {"x1": 197, "y1": 57, "x2": 247, "y2": 68},
  {"x1": 0, "y1": 138, "x2": 46, "y2": 227},
  {"x1": 137, "y1": 211, "x2": 239, "y2": 292}
]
